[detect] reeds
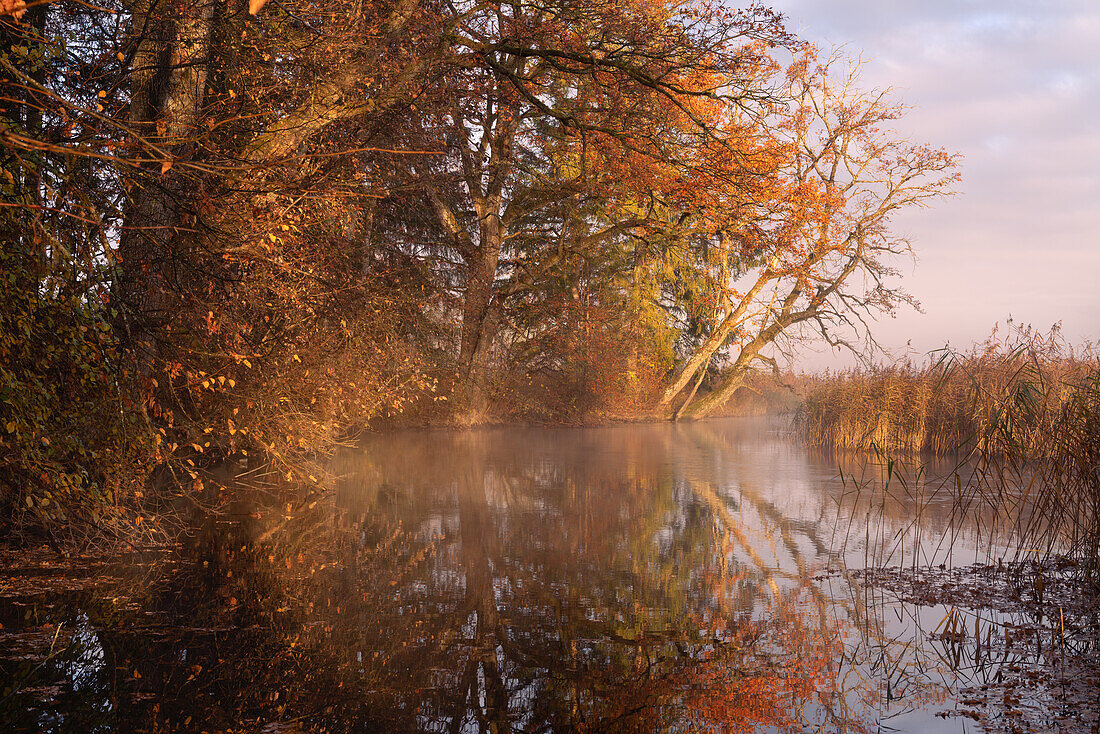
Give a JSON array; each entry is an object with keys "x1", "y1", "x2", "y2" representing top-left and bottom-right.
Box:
[
  {"x1": 985, "y1": 365, "x2": 1100, "y2": 577},
  {"x1": 796, "y1": 326, "x2": 1093, "y2": 457},
  {"x1": 798, "y1": 325, "x2": 1100, "y2": 576}
]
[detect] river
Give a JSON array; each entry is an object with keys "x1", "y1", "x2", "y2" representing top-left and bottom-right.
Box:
[{"x1": 2, "y1": 417, "x2": 1083, "y2": 732}]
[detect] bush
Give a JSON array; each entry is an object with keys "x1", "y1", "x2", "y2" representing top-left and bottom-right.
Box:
[{"x1": 0, "y1": 245, "x2": 153, "y2": 545}]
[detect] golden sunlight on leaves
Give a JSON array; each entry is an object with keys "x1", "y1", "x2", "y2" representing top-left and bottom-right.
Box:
[{"x1": 0, "y1": 0, "x2": 26, "y2": 20}]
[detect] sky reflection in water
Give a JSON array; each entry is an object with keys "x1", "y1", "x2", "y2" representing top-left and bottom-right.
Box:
[{"x1": 2, "y1": 417, "x2": 1048, "y2": 732}]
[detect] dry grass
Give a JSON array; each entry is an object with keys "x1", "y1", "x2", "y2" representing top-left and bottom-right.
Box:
[
  {"x1": 796, "y1": 326, "x2": 1093, "y2": 456},
  {"x1": 797, "y1": 324, "x2": 1100, "y2": 577}
]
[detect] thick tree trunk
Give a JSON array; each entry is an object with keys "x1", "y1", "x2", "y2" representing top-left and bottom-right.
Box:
[
  {"x1": 118, "y1": 0, "x2": 216, "y2": 371},
  {"x1": 458, "y1": 243, "x2": 502, "y2": 416},
  {"x1": 657, "y1": 320, "x2": 735, "y2": 411},
  {"x1": 679, "y1": 368, "x2": 747, "y2": 419},
  {"x1": 656, "y1": 260, "x2": 773, "y2": 413},
  {"x1": 458, "y1": 249, "x2": 498, "y2": 371},
  {"x1": 678, "y1": 317, "x2": 786, "y2": 419}
]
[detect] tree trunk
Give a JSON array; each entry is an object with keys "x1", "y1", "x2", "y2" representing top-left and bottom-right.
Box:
[
  {"x1": 657, "y1": 320, "x2": 735, "y2": 411},
  {"x1": 656, "y1": 259, "x2": 773, "y2": 413},
  {"x1": 118, "y1": 0, "x2": 216, "y2": 371},
  {"x1": 679, "y1": 368, "x2": 747, "y2": 419},
  {"x1": 459, "y1": 243, "x2": 502, "y2": 416},
  {"x1": 673, "y1": 364, "x2": 708, "y2": 421}
]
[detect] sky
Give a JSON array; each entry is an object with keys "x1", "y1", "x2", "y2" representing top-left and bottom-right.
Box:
[{"x1": 766, "y1": 0, "x2": 1100, "y2": 368}]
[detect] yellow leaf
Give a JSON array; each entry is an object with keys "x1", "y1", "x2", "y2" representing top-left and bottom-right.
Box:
[
  {"x1": 161, "y1": 159, "x2": 174, "y2": 174},
  {"x1": 4, "y1": 421, "x2": 15, "y2": 433}
]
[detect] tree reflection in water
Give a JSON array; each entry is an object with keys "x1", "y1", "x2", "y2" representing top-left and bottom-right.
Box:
[{"x1": 4, "y1": 418, "x2": 986, "y2": 732}]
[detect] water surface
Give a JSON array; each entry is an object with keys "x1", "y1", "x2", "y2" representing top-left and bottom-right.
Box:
[{"x1": 2, "y1": 417, "x2": 1065, "y2": 732}]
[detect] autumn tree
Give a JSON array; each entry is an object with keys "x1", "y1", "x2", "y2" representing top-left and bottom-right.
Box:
[
  {"x1": 0, "y1": 1, "x2": 165, "y2": 538},
  {"x1": 0, "y1": 0, "x2": 455, "y2": 532},
  {"x1": 375, "y1": 0, "x2": 792, "y2": 417},
  {"x1": 657, "y1": 49, "x2": 960, "y2": 419},
  {"x1": 103, "y1": 0, "x2": 468, "y2": 484}
]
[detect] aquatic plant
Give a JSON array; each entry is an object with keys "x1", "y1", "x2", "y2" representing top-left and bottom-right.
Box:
[
  {"x1": 798, "y1": 324, "x2": 1100, "y2": 576},
  {"x1": 795, "y1": 325, "x2": 1092, "y2": 457}
]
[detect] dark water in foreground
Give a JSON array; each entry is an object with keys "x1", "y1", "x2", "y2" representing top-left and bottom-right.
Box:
[{"x1": 2, "y1": 417, "x2": 1090, "y2": 732}]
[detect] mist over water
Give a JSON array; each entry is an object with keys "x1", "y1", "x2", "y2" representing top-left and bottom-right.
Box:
[
  {"x1": 328, "y1": 417, "x2": 1002, "y2": 731},
  {"x1": 3, "y1": 418, "x2": 1074, "y2": 732}
]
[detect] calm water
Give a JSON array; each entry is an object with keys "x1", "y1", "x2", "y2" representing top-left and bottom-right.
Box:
[{"x1": 1, "y1": 417, "x2": 1063, "y2": 732}]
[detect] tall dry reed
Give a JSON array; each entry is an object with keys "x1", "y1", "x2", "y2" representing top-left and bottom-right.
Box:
[
  {"x1": 796, "y1": 326, "x2": 1092, "y2": 456},
  {"x1": 982, "y1": 364, "x2": 1100, "y2": 576},
  {"x1": 797, "y1": 324, "x2": 1100, "y2": 576}
]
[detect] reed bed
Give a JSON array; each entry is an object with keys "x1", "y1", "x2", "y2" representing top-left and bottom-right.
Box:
[
  {"x1": 993, "y1": 365, "x2": 1100, "y2": 576},
  {"x1": 797, "y1": 325, "x2": 1100, "y2": 577},
  {"x1": 796, "y1": 328, "x2": 1093, "y2": 456}
]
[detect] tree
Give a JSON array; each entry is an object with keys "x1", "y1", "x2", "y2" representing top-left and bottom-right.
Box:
[
  {"x1": 105, "y1": 0, "x2": 459, "y2": 476},
  {"x1": 379, "y1": 0, "x2": 791, "y2": 416},
  {"x1": 657, "y1": 48, "x2": 960, "y2": 419},
  {"x1": 1, "y1": 0, "x2": 452, "y2": 532}
]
